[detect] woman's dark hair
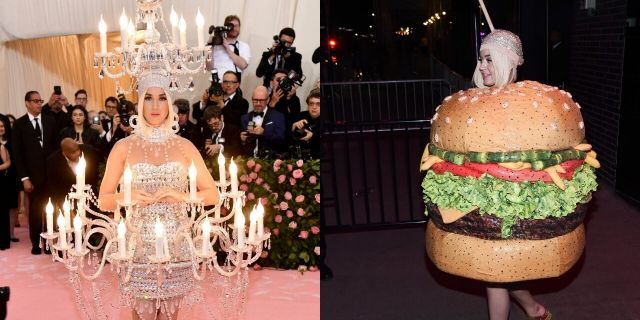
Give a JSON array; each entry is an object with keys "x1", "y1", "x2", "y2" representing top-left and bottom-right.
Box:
[
  {"x1": 68, "y1": 105, "x2": 90, "y2": 127},
  {"x1": 0, "y1": 114, "x2": 12, "y2": 151}
]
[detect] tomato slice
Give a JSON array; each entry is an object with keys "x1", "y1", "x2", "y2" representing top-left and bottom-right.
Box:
[{"x1": 431, "y1": 160, "x2": 584, "y2": 183}]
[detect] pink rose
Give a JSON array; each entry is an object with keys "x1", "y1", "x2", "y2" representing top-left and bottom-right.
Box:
[
  {"x1": 240, "y1": 174, "x2": 248, "y2": 182},
  {"x1": 274, "y1": 215, "x2": 282, "y2": 223},
  {"x1": 253, "y1": 264, "x2": 263, "y2": 271},
  {"x1": 247, "y1": 192, "x2": 255, "y2": 200},
  {"x1": 289, "y1": 177, "x2": 296, "y2": 186},
  {"x1": 240, "y1": 184, "x2": 249, "y2": 191},
  {"x1": 296, "y1": 159, "x2": 304, "y2": 167},
  {"x1": 249, "y1": 172, "x2": 258, "y2": 179},
  {"x1": 279, "y1": 202, "x2": 289, "y2": 211},
  {"x1": 286, "y1": 210, "x2": 294, "y2": 218},
  {"x1": 314, "y1": 246, "x2": 320, "y2": 256},
  {"x1": 295, "y1": 195, "x2": 305, "y2": 203},
  {"x1": 247, "y1": 159, "x2": 256, "y2": 168},
  {"x1": 255, "y1": 177, "x2": 264, "y2": 185},
  {"x1": 246, "y1": 177, "x2": 253, "y2": 183},
  {"x1": 309, "y1": 266, "x2": 319, "y2": 272},
  {"x1": 292, "y1": 169, "x2": 303, "y2": 179},
  {"x1": 298, "y1": 230, "x2": 309, "y2": 239},
  {"x1": 273, "y1": 228, "x2": 280, "y2": 236},
  {"x1": 254, "y1": 164, "x2": 262, "y2": 172},
  {"x1": 315, "y1": 194, "x2": 320, "y2": 203},
  {"x1": 274, "y1": 159, "x2": 283, "y2": 167},
  {"x1": 288, "y1": 221, "x2": 297, "y2": 229},
  {"x1": 278, "y1": 175, "x2": 286, "y2": 184},
  {"x1": 309, "y1": 176, "x2": 317, "y2": 184},
  {"x1": 297, "y1": 208, "x2": 305, "y2": 216},
  {"x1": 284, "y1": 192, "x2": 292, "y2": 200},
  {"x1": 311, "y1": 226, "x2": 320, "y2": 234},
  {"x1": 261, "y1": 197, "x2": 268, "y2": 205},
  {"x1": 287, "y1": 164, "x2": 293, "y2": 171}
]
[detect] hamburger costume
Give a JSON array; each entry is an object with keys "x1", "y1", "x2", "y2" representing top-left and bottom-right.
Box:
[{"x1": 421, "y1": 31, "x2": 599, "y2": 283}]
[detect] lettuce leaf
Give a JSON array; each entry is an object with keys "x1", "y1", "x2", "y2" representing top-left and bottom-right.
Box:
[{"x1": 422, "y1": 164, "x2": 598, "y2": 237}]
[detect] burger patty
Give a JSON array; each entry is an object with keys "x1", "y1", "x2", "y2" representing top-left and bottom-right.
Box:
[{"x1": 426, "y1": 200, "x2": 589, "y2": 240}]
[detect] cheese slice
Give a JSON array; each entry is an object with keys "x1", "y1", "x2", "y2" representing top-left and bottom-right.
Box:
[{"x1": 440, "y1": 206, "x2": 478, "y2": 224}]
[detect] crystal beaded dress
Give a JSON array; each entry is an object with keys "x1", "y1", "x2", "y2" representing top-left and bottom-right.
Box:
[{"x1": 116, "y1": 128, "x2": 198, "y2": 315}]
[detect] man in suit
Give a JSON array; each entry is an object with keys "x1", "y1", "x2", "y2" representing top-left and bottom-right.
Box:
[
  {"x1": 12, "y1": 91, "x2": 58, "y2": 254},
  {"x1": 46, "y1": 138, "x2": 99, "y2": 210},
  {"x1": 240, "y1": 86, "x2": 285, "y2": 157},
  {"x1": 200, "y1": 106, "x2": 242, "y2": 159},
  {"x1": 220, "y1": 71, "x2": 249, "y2": 128},
  {"x1": 256, "y1": 27, "x2": 303, "y2": 87},
  {"x1": 174, "y1": 99, "x2": 197, "y2": 142}
]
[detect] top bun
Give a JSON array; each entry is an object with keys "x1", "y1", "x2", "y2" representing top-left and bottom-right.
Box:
[{"x1": 430, "y1": 81, "x2": 585, "y2": 153}]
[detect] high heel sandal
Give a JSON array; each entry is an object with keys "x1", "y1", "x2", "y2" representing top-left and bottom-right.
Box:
[{"x1": 528, "y1": 309, "x2": 551, "y2": 320}]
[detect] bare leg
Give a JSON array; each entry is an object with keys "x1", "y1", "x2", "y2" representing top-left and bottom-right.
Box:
[
  {"x1": 510, "y1": 289, "x2": 546, "y2": 317},
  {"x1": 487, "y1": 287, "x2": 510, "y2": 320}
]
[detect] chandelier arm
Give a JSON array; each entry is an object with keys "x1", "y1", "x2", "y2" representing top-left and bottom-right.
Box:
[
  {"x1": 182, "y1": 235, "x2": 208, "y2": 281},
  {"x1": 78, "y1": 237, "x2": 116, "y2": 280}
]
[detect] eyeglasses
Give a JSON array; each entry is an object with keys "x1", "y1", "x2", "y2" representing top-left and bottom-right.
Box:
[
  {"x1": 223, "y1": 80, "x2": 238, "y2": 84},
  {"x1": 105, "y1": 105, "x2": 118, "y2": 109},
  {"x1": 252, "y1": 98, "x2": 268, "y2": 103},
  {"x1": 29, "y1": 99, "x2": 44, "y2": 104}
]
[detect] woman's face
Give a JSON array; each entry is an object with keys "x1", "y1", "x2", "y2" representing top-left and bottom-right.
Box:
[
  {"x1": 478, "y1": 49, "x2": 495, "y2": 87},
  {"x1": 72, "y1": 109, "x2": 85, "y2": 126},
  {"x1": 143, "y1": 87, "x2": 169, "y2": 127}
]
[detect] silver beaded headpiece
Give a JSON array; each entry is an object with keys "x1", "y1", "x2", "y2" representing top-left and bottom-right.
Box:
[
  {"x1": 480, "y1": 29, "x2": 524, "y2": 66},
  {"x1": 136, "y1": 67, "x2": 171, "y2": 94}
]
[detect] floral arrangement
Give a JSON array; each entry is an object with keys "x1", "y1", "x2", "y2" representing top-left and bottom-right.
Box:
[{"x1": 205, "y1": 157, "x2": 321, "y2": 271}]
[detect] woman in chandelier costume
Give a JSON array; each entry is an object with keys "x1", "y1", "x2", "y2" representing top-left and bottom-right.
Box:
[{"x1": 99, "y1": 69, "x2": 219, "y2": 320}]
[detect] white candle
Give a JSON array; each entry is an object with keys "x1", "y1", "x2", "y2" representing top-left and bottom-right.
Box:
[
  {"x1": 119, "y1": 8, "x2": 128, "y2": 49},
  {"x1": 248, "y1": 208, "x2": 257, "y2": 243},
  {"x1": 202, "y1": 217, "x2": 211, "y2": 255},
  {"x1": 123, "y1": 164, "x2": 132, "y2": 204},
  {"x1": 179, "y1": 15, "x2": 187, "y2": 48},
  {"x1": 63, "y1": 197, "x2": 71, "y2": 228},
  {"x1": 229, "y1": 159, "x2": 238, "y2": 194},
  {"x1": 217, "y1": 151, "x2": 226, "y2": 186},
  {"x1": 236, "y1": 209, "x2": 245, "y2": 248},
  {"x1": 46, "y1": 198, "x2": 54, "y2": 235},
  {"x1": 196, "y1": 8, "x2": 205, "y2": 48},
  {"x1": 189, "y1": 160, "x2": 197, "y2": 201},
  {"x1": 233, "y1": 200, "x2": 241, "y2": 228},
  {"x1": 257, "y1": 200, "x2": 265, "y2": 238},
  {"x1": 117, "y1": 220, "x2": 126, "y2": 257},
  {"x1": 99, "y1": 15, "x2": 107, "y2": 55},
  {"x1": 155, "y1": 219, "x2": 165, "y2": 257},
  {"x1": 74, "y1": 214, "x2": 82, "y2": 253},
  {"x1": 215, "y1": 205, "x2": 221, "y2": 220},
  {"x1": 76, "y1": 154, "x2": 86, "y2": 193},
  {"x1": 58, "y1": 213, "x2": 67, "y2": 247},
  {"x1": 170, "y1": 6, "x2": 179, "y2": 45},
  {"x1": 127, "y1": 19, "x2": 136, "y2": 47}
]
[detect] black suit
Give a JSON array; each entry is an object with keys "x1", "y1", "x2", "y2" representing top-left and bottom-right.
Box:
[
  {"x1": 256, "y1": 50, "x2": 303, "y2": 87},
  {"x1": 59, "y1": 126, "x2": 104, "y2": 157},
  {"x1": 240, "y1": 109, "x2": 286, "y2": 156},
  {"x1": 222, "y1": 94, "x2": 249, "y2": 129},
  {"x1": 12, "y1": 113, "x2": 58, "y2": 248},
  {"x1": 46, "y1": 145, "x2": 99, "y2": 210}
]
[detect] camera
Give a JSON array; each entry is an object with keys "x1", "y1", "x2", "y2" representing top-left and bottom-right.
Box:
[
  {"x1": 271, "y1": 35, "x2": 296, "y2": 56},
  {"x1": 92, "y1": 116, "x2": 100, "y2": 125},
  {"x1": 292, "y1": 122, "x2": 314, "y2": 140},
  {"x1": 208, "y1": 70, "x2": 223, "y2": 97},
  {"x1": 278, "y1": 70, "x2": 305, "y2": 95},
  {"x1": 208, "y1": 24, "x2": 233, "y2": 46},
  {"x1": 117, "y1": 93, "x2": 130, "y2": 126},
  {"x1": 53, "y1": 85, "x2": 62, "y2": 95}
]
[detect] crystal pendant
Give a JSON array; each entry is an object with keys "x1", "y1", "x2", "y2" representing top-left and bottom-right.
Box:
[
  {"x1": 188, "y1": 79, "x2": 195, "y2": 91},
  {"x1": 93, "y1": 58, "x2": 99, "y2": 68},
  {"x1": 98, "y1": 69, "x2": 104, "y2": 79}
]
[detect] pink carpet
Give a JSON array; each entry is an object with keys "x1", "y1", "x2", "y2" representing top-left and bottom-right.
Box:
[{"x1": 0, "y1": 214, "x2": 319, "y2": 319}]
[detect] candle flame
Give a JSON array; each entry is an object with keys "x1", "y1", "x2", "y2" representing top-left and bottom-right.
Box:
[
  {"x1": 170, "y1": 6, "x2": 178, "y2": 25},
  {"x1": 46, "y1": 198, "x2": 53, "y2": 214},
  {"x1": 99, "y1": 15, "x2": 107, "y2": 33},
  {"x1": 119, "y1": 8, "x2": 128, "y2": 28},
  {"x1": 57, "y1": 212, "x2": 66, "y2": 229},
  {"x1": 178, "y1": 15, "x2": 187, "y2": 32},
  {"x1": 196, "y1": 8, "x2": 204, "y2": 27}
]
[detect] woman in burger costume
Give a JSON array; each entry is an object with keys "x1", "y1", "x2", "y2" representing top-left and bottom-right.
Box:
[{"x1": 473, "y1": 30, "x2": 551, "y2": 320}]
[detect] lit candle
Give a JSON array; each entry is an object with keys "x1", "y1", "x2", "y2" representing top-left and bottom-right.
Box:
[
  {"x1": 233, "y1": 200, "x2": 242, "y2": 228},
  {"x1": 170, "y1": 6, "x2": 179, "y2": 45},
  {"x1": 214, "y1": 205, "x2": 221, "y2": 220},
  {"x1": 46, "y1": 198, "x2": 54, "y2": 235},
  {"x1": 73, "y1": 214, "x2": 82, "y2": 253},
  {"x1": 117, "y1": 219, "x2": 126, "y2": 257},
  {"x1": 119, "y1": 8, "x2": 128, "y2": 49},
  {"x1": 99, "y1": 15, "x2": 107, "y2": 55},
  {"x1": 155, "y1": 219, "x2": 165, "y2": 257},
  {"x1": 196, "y1": 8, "x2": 205, "y2": 48},
  {"x1": 179, "y1": 15, "x2": 187, "y2": 48},
  {"x1": 127, "y1": 19, "x2": 136, "y2": 47},
  {"x1": 123, "y1": 164, "x2": 132, "y2": 204},
  {"x1": 189, "y1": 160, "x2": 197, "y2": 201},
  {"x1": 63, "y1": 197, "x2": 71, "y2": 228},
  {"x1": 76, "y1": 153, "x2": 85, "y2": 193},
  {"x1": 248, "y1": 208, "x2": 257, "y2": 243},
  {"x1": 236, "y1": 209, "x2": 245, "y2": 248},
  {"x1": 229, "y1": 159, "x2": 238, "y2": 194},
  {"x1": 257, "y1": 200, "x2": 265, "y2": 238},
  {"x1": 217, "y1": 151, "x2": 226, "y2": 186},
  {"x1": 202, "y1": 217, "x2": 211, "y2": 255},
  {"x1": 58, "y1": 213, "x2": 67, "y2": 247}
]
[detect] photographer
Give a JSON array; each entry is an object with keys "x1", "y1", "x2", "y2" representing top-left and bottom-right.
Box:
[
  {"x1": 209, "y1": 15, "x2": 250, "y2": 82},
  {"x1": 291, "y1": 89, "x2": 321, "y2": 159},
  {"x1": 101, "y1": 95, "x2": 134, "y2": 156},
  {"x1": 174, "y1": 99, "x2": 197, "y2": 141},
  {"x1": 240, "y1": 86, "x2": 285, "y2": 158},
  {"x1": 256, "y1": 27, "x2": 303, "y2": 87},
  {"x1": 42, "y1": 87, "x2": 72, "y2": 135},
  {"x1": 268, "y1": 69, "x2": 302, "y2": 144},
  {"x1": 192, "y1": 70, "x2": 225, "y2": 125},
  {"x1": 200, "y1": 105, "x2": 242, "y2": 159}
]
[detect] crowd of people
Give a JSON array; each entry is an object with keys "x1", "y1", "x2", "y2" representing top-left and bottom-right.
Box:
[{"x1": 0, "y1": 15, "x2": 322, "y2": 254}]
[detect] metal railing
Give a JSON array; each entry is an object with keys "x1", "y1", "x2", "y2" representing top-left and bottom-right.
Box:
[
  {"x1": 321, "y1": 79, "x2": 452, "y2": 123},
  {"x1": 322, "y1": 120, "x2": 431, "y2": 232}
]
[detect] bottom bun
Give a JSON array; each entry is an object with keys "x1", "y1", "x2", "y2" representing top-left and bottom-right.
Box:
[{"x1": 425, "y1": 220, "x2": 585, "y2": 282}]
